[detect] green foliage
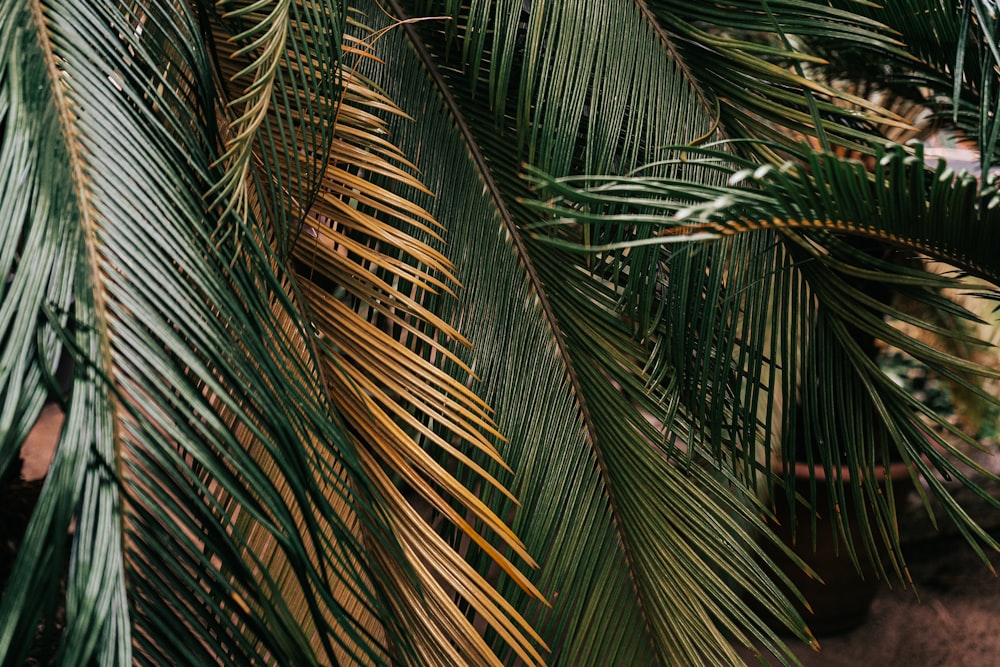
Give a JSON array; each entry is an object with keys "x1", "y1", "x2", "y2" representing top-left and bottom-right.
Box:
[{"x1": 4, "y1": 1, "x2": 1000, "y2": 666}]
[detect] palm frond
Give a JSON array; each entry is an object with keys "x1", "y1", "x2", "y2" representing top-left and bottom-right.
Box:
[
  {"x1": 350, "y1": 0, "x2": 860, "y2": 663},
  {"x1": 525, "y1": 141, "x2": 1000, "y2": 577},
  {"x1": 421, "y1": 0, "x2": 917, "y2": 164},
  {"x1": 527, "y1": 142, "x2": 1000, "y2": 284},
  {"x1": 286, "y1": 23, "x2": 547, "y2": 663},
  {"x1": 638, "y1": 1, "x2": 921, "y2": 157},
  {"x1": 209, "y1": 0, "x2": 294, "y2": 221},
  {"x1": 206, "y1": 0, "x2": 345, "y2": 257},
  {"x1": 2, "y1": 2, "x2": 391, "y2": 664},
  {"x1": 1, "y1": 1, "x2": 545, "y2": 664},
  {"x1": 209, "y1": 1, "x2": 547, "y2": 662}
]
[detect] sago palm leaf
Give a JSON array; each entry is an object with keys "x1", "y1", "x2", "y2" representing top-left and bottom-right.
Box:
[
  {"x1": 1, "y1": 3, "x2": 388, "y2": 664},
  {"x1": 206, "y1": 0, "x2": 343, "y2": 253},
  {"x1": 210, "y1": 4, "x2": 547, "y2": 662},
  {"x1": 342, "y1": 0, "x2": 937, "y2": 664},
  {"x1": 525, "y1": 140, "x2": 1000, "y2": 575},
  {"x1": 276, "y1": 29, "x2": 546, "y2": 667},
  {"x1": 635, "y1": 0, "x2": 916, "y2": 158},
  {"x1": 1, "y1": 1, "x2": 542, "y2": 665}
]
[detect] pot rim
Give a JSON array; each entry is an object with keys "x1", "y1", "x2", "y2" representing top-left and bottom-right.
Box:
[{"x1": 775, "y1": 459, "x2": 915, "y2": 484}]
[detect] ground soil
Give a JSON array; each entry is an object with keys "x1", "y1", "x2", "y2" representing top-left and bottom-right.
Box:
[
  {"x1": 742, "y1": 535, "x2": 1000, "y2": 666},
  {"x1": 739, "y1": 417, "x2": 1000, "y2": 666}
]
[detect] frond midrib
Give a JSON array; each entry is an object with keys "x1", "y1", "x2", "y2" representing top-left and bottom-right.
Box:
[
  {"x1": 383, "y1": 1, "x2": 671, "y2": 661},
  {"x1": 27, "y1": 0, "x2": 121, "y2": 465}
]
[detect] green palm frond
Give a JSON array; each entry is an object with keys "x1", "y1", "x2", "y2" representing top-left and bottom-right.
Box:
[
  {"x1": 527, "y1": 142, "x2": 1000, "y2": 284},
  {"x1": 1, "y1": 1, "x2": 541, "y2": 665},
  {"x1": 422, "y1": 0, "x2": 916, "y2": 163},
  {"x1": 525, "y1": 140, "x2": 1000, "y2": 574},
  {"x1": 350, "y1": 0, "x2": 884, "y2": 663},
  {"x1": 636, "y1": 0, "x2": 919, "y2": 157},
  {"x1": 2, "y1": 3, "x2": 388, "y2": 664}
]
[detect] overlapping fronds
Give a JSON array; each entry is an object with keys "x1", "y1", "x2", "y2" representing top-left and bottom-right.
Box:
[
  {"x1": 209, "y1": 0, "x2": 293, "y2": 220},
  {"x1": 1, "y1": 2, "x2": 391, "y2": 664},
  {"x1": 525, "y1": 140, "x2": 1000, "y2": 577},
  {"x1": 207, "y1": 0, "x2": 343, "y2": 253},
  {"x1": 9, "y1": 0, "x2": 1000, "y2": 665},
  {"x1": 1, "y1": 0, "x2": 542, "y2": 665},
  {"x1": 202, "y1": 2, "x2": 547, "y2": 664},
  {"x1": 282, "y1": 19, "x2": 547, "y2": 666},
  {"x1": 353, "y1": 0, "x2": 871, "y2": 663},
  {"x1": 421, "y1": 0, "x2": 915, "y2": 163},
  {"x1": 525, "y1": 142, "x2": 1000, "y2": 285},
  {"x1": 634, "y1": 1, "x2": 921, "y2": 158}
]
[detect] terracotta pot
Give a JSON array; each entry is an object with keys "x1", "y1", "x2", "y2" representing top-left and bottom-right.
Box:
[{"x1": 765, "y1": 460, "x2": 913, "y2": 636}]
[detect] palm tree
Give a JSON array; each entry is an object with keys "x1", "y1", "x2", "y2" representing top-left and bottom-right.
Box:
[{"x1": 3, "y1": 1, "x2": 999, "y2": 665}]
